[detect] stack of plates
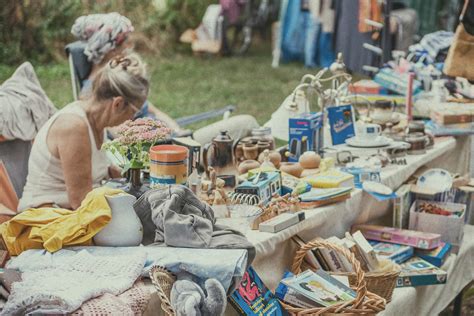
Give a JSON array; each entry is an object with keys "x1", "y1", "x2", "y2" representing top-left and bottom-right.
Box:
[{"x1": 345, "y1": 136, "x2": 393, "y2": 148}]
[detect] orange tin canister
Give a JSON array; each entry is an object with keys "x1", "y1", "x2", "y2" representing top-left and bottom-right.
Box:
[{"x1": 149, "y1": 145, "x2": 189, "y2": 187}]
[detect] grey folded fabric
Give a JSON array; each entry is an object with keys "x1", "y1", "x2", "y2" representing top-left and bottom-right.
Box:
[
  {"x1": 0, "y1": 62, "x2": 56, "y2": 141},
  {"x1": 133, "y1": 185, "x2": 255, "y2": 263}
]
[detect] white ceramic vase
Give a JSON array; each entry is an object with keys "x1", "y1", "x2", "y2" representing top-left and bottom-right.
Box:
[{"x1": 94, "y1": 193, "x2": 143, "y2": 247}]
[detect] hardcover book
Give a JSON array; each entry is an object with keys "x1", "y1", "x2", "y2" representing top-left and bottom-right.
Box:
[
  {"x1": 353, "y1": 224, "x2": 441, "y2": 250},
  {"x1": 281, "y1": 270, "x2": 355, "y2": 307},
  {"x1": 352, "y1": 231, "x2": 380, "y2": 271},
  {"x1": 415, "y1": 242, "x2": 452, "y2": 267},
  {"x1": 368, "y1": 240, "x2": 414, "y2": 264},
  {"x1": 229, "y1": 266, "x2": 288, "y2": 316},
  {"x1": 396, "y1": 257, "x2": 448, "y2": 287},
  {"x1": 292, "y1": 235, "x2": 323, "y2": 270},
  {"x1": 327, "y1": 104, "x2": 356, "y2": 145},
  {"x1": 393, "y1": 184, "x2": 412, "y2": 229}
]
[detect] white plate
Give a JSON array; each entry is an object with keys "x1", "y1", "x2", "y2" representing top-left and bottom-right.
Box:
[
  {"x1": 346, "y1": 136, "x2": 392, "y2": 148},
  {"x1": 416, "y1": 168, "x2": 453, "y2": 193},
  {"x1": 363, "y1": 181, "x2": 393, "y2": 195}
]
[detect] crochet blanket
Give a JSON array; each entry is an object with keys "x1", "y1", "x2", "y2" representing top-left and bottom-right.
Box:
[
  {"x1": 1, "y1": 250, "x2": 146, "y2": 315},
  {"x1": 72, "y1": 281, "x2": 151, "y2": 316}
]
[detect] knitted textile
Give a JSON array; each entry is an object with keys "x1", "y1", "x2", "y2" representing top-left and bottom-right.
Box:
[
  {"x1": 72, "y1": 280, "x2": 151, "y2": 316},
  {"x1": 1, "y1": 250, "x2": 146, "y2": 315}
]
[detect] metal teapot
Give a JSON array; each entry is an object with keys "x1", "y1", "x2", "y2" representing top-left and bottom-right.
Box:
[{"x1": 203, "y1": 130, "x2": 237, "y2": 187}]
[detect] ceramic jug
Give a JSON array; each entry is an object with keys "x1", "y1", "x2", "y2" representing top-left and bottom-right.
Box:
[
  {"x1": 203, "y1": 130, "x2": 238, "y2": 186},
  {"x1": 94, "y1": 193, "x2": 143, "y2": 246}
]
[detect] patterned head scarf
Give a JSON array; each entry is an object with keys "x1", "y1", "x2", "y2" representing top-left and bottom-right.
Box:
[{"x1": 71, "y1": 12, "x2": 134, "y2": 64}]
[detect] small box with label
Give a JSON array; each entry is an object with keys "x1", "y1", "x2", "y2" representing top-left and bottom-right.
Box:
[{"x1": 288, "y1": 112, "x2": 323, "y2": 162}]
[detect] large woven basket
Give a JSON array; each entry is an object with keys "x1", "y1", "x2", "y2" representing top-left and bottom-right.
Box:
[
  {"x1": 332, "y1": 263, "x2": 400, "y2": 303},
  {"x1": 281, "y1": 239, "x2": 387, "y2": 315},
  {"x1": 149, "y1": 266, "x2": 177, "y2": 316}
]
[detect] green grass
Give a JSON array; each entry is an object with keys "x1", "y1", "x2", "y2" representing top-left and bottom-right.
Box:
[{"x1": 0, "y1": 44, "x2": 320, "y2": 130}]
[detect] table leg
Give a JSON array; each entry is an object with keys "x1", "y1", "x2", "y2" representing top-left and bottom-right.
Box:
[{"x1": 452, "y1": 288, "x2": 463, "y2": 316}]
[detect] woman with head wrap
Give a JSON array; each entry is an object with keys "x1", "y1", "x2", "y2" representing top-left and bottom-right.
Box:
[
  {"x1": 71, "y1": 12, "x2": 181, "y2": 131},
  {"x1": 70, "y1": 12, "x2": 258, "y2": 145}
]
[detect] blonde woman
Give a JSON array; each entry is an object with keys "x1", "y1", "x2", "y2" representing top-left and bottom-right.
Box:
[{"x1": 19, "y1": 54, "x2": 148, "y2": 210}]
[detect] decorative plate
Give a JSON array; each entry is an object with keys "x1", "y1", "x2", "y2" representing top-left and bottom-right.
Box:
[
  {"x1": 362, "y1": 181, "x2": 393, "y2": 195},
  {"x1": 416, "y1": 168, "x2": 453, "y2": 193}
]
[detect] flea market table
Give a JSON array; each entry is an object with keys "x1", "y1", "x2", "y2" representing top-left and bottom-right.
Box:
[{"x1": 145, "y1": 135, "x2": 473, "y2": 316}]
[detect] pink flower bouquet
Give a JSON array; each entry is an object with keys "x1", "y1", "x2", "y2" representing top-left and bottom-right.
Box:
[{"x1": 102, "y1": 118, "x2": 171, "y2": 173}]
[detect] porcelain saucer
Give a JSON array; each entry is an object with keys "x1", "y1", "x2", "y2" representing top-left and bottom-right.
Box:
[{"x1": 346, "y1": 136, "x2": 392, "y2": 148}]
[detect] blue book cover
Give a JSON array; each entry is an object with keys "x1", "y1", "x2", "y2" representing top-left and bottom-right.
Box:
[
  {"x1": 229, "y1": 266, "x2": 288, "y2": 316},
  {"x1": 415, "y1": 242, "x2": 452, "y2": 267},
  {"x1": 276, "y1": 271, "x2": 321, "y2": 308},
  {"x1": 396, "y1": 257, "x2": 447, "y2": 287},
  {"x1": 368, "y1": 240, "x2": 414, "y2": 264},
  {"x1": 327, "y1": 105, "x2": 356, "y2": 145}
]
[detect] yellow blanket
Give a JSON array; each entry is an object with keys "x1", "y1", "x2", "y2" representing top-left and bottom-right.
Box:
[{"x1": 0, "y1": 187, "x2": 123, "y2": 256}]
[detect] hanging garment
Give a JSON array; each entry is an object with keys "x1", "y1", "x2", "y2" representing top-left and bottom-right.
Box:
[
  {"x1": 333, "y1": 0, "x2": 380, "y2": 73},
  {"x1": 280, "y1": 0, "x2": 335, "y2": 68},
  {"x1": 0, "y1": 187, "x2": 123, "y2": 256}
]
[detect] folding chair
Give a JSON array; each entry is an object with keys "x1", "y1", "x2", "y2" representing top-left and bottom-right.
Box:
[
  {"x1": 65, "y1": 42, "x2": 235, "y2": 127},
  {"x1": 65, "y1": 41, "x2": 92, "y2": 101}
]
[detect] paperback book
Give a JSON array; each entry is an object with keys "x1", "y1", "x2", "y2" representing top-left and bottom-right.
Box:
[
  {"x1": 415, "y1": 242, "x2": 452, "y2": 267},
  {"x1": 281, "y1": 270, "x2": 355, "y2": 307},
  {"x1": 229, "y1": 266, "x2": 288, "y2": 316},
  {"x1": 368, "y1": 240, "x2": 414, "y2": 264},
  {"x1": 275, "y1": 271, "x2": 321, "y2": 309},
  {"x1": 327, "y1": 104, "x2": 356, "y2": 145},
  {"x1": 396, "y1": 257, "x2": 447, "y2": 287}
]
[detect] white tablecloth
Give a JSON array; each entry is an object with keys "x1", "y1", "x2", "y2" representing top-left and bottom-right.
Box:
[{"x1": 231, "y1": 136, "x2": 470, "y2": 291}]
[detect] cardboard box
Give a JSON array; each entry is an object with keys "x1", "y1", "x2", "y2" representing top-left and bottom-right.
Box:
[
  {"x1": 431, "y1": 104, "x2": 474, "y2": 125},
  {"x1": 408, "y1": 200, "x2": 465, "y2": 247},
  {"x1": 288, "y1": 112, "x2": 323, "y2": 162},
  {"x1": 396, "y1": 257, "x2": 447, "y2": 287},
  {"x1": 259, "y1": 211, "x2": 305, "y2": 233},
  {"x1": 352, "y1": 224, "x2": 441, "y2": 250}
]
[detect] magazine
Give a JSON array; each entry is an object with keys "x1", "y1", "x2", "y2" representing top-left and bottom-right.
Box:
[
  {"x1": 327, "y1": 104, "x2": 356, "y2": 145},
  {"x1": 229, "y1": 266, "x2": 288, "y2": 316},
  {"x1": 282, "y1": 270, "x2": 355, "y2": 307}
]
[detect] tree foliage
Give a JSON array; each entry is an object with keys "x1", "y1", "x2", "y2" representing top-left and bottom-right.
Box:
[{"x1": 0, "y1": 0, "x2": 213, "y2": 64}]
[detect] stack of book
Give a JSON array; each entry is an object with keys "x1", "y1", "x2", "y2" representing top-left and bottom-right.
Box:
[
  {"x1": 276, "y1": 269, "x2": 356, "y2": 309},
  {"x1": 298, "y1": 187, "x2": 352, "y2": 208},
  {"x1": 353, "y1": 225, "x2": 450, "y2": 287},
  {"x1": 291, "y1": 232, "x2": 381, "y2": 273}
]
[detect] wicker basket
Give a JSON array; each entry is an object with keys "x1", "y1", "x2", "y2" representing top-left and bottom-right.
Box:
[
  {"x1": 149, "y1": 266, "x2": 177, "y2": 316},
  {"x1": 281, "y1": 239, "x2": 387, "y2": 315},
  {"x1": 332, "y1": 262, "x2": 400, "y2": 303}
]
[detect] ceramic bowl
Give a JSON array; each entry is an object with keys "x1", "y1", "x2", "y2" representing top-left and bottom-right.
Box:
[
  {"x1": 299, "y1": 151, "x2": 321, "y2": 169},
  {"x1": 238, "y1": 160, "x2": 261, "y2": 174},
  {"x1": 279, "y1": 162, "x2": 303, "y2": 178}
]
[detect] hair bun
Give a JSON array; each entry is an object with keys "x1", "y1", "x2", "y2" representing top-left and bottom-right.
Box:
[{"x1": 108, "y1": 54, "x2": 146, "y2": 77}]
